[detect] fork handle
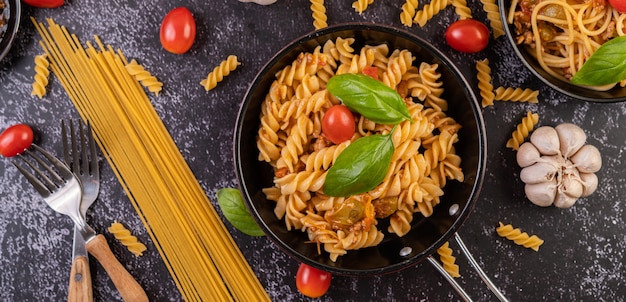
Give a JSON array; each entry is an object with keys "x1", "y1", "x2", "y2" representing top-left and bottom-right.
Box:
[
  {"x1": 68, "y1": 256, "x2": 93, "y2": 302},
  {"x1": 86, "y1": 234, "x2": 149, "y2": 302}
]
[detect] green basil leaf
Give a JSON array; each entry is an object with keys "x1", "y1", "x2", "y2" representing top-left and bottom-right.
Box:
[
  {"x1": 327, "y1": 73, "x2": 411, "y2": 124},
  {"x1": 216, "y1": 188, "x2": 265, "y2": 237},
  {"x1": 323, "y1": 132, "x2": 395, "y2": 197},
  {"x1": 570, "y1": 35, "x2": 626, "y2": 86}
]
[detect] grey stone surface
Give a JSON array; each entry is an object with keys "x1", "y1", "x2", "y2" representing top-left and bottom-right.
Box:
[{"x1": 0, "y1": 0, "x2": 624, "y2": 301}]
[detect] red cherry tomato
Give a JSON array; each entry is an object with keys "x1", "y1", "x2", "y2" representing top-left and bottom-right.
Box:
[
  {"x1": 609, "y1": 0, "x2": 626, "y2": 13},
  {"x1": 296, "y1": 263, "x2": 331, "y2": 298},
  {"x1": 22, "y1": 0, "x2": 64, "y2": 8},
  {"x1": 160, "y1": 7, "x2": 197, "y2": 54},
  {"x1": 445, "y1": 19, "x2": 490, "y2": 53},
  {"x1": 322, "y1": 105, "x2": 355, "y2": 145},
  {"x1": 0, "y1": 124, "x2": 34, "y2": 157}
]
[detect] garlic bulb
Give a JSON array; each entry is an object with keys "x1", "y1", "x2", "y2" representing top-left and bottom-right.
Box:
[
  {"x1": 516, "y1": 123, "x2": 602, "y2": 208},
  {"x1": 238, "y1": 0, "x2": 277, "y2": 5}
]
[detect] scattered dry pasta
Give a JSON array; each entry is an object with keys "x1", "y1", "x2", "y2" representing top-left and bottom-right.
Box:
[
  {"x1": 257, "y1": 38, "x2": 464, "y2": 262},
  {"x1": 437, "y1": 242, "x2": 460, "y2": 277},
  {"x1": 31, "y1": 54, "x2": 50, "y2": 99},
  {"x1": 413, "y1": 0, "x2": 450, "y2": 27},
  {"x1": 400, "y1": 0, "x2": 419, "y2": 27},
  {"x1": 496, "y1": 222, "x2": 544, "y2": 251},
  {"x1": 200, "y1": 55, "x2": 241, "y2": 91},
  {"x1": 310, "y1": 0, "x2": 327, "y2": 30},
  {"x1": 108, "y1": 221, "x2": 148, "y2": 257},
  {"x1": 125, "y1": 59, "x2": 163, "y2": 96},
  {"x1": 352, "y1": 0, "x2": 374, "y2": 14},
  {"x1": 451, "y1": 0, "x2": 472, "y2": 20},
  {"x1": 494, "y1": 86, "x2": 539, "y2": 103},
  {"x1": 506, "y1": 111, "x2": 538, "y2": 150},
  {"x1": 475, "y1": 58, "x2": 495, "y2": 108},
  {"x1": 480, "y1": 0, "x2": 505, "y2": 38}
]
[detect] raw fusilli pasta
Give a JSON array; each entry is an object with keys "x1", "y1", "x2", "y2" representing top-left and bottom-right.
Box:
[
  {"x1": 494, "y1": 86, "x2": 539, "y2": 103},
  {"x1": 125, "y1": 59, "x2": 163, "y2": 96},
  {"x1": 352, "y1": 0, "x2": 374, "y2": 14},
  {"x1": 310, "y1": 0, "x2": 328, "y2": 30},
  {"x1": 200, "y1": 55, "x2": 241, "y2": 91},
  {"x1": 413, "y1": 0, "x2": 450, "y2": 27},
  {"x1": 437, "y1": 242, "x2": 460, "y2": 277},
  {"x1": 108, "y1": 221, "x2": 148, "y2": 257},
  {"x1": 451, "y1": 0, "x2": 472, "y2": 20},
  {"x1": 506, "y1": 111, "x2": 539, "y2": 150},
  {"x1": 400, "y1": 0, "x2": 419, "y2": 27},
  {"x1": 496, "y1": 222, "x2": 544, "y2": 251},
  {"x1": 31, "y1": 54, "x2": 50, "y2": 99},
  {"x1": 480, "y1": 0, "x2": 505, "y2": 37},
  {"x1": 476, "y1": 58, "x2": 495, "y2": 108}
]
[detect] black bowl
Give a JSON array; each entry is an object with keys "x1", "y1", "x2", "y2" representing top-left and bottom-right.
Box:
[
  {"x1": 499, "y1": 0, "x2": 626, "y2": 102},
  {"x1": 234, "y1": 23, "x2": 487, "y2": 275},
  {"x1": 0, "y1": 0, "x2": 21, "y2": 62}
]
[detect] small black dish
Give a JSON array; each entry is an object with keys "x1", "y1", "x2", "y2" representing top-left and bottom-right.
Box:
[{"x1": 0, "y1": 0, "x2": 21, "y2": 62}]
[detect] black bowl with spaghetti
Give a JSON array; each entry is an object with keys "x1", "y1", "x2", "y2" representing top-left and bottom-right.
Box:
[
  {"x1": 499, "y1": 0, "x2": 626, "y2": 102},
  {"x1": 234, "y1": 23, "x2": 487, "y2": 275}
]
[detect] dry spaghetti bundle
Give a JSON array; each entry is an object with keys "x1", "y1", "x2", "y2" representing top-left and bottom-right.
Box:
[{"x1": 32, "y1": 17, "x2": 269, "y2": 302}]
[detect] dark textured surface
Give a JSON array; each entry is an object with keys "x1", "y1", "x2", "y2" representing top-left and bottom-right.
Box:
[{"x1": 0, "y1": 0, "x2": 624, "y2": 301}]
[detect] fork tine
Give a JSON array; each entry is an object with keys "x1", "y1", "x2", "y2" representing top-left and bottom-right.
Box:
[
  {"x1": 86, "y1": 121, "x2": 99, "y2": 178},
  {"x1": 61, "y1": 119, "x2": 70, "y2": 166},
  {"x1": 12, "y1": 157, "x2": 52, "y2": 197},
  {"x1": 70, "y1": 120, "x2": 80, "y2": 174},
  {"x1": 79, "y1": 122, "x2": 89, "y2": 177},
  {"x1": 31, "y1": 144, "x2": 75, "y2": 180}
]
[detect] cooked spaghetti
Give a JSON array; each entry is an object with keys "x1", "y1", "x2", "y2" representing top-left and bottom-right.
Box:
[{"x1": 32, "y1": 17, "x2": 269, "y2": 302}]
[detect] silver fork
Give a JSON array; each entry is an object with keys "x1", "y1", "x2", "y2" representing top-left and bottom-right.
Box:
[
  {"x1": 62, "y1": 120, "x2": 99, "y2": 302},
  {"x1": 13, "y1": 144, "x2": 148, "y2": 302}
]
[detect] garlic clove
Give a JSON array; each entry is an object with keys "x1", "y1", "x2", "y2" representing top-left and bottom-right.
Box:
[
  {"x1": 570, "y1": 144, "x2": 602, "y2": 173},
  {"x1": 553, "y1": 191, "x2": 578, "y2": 208},
  {"x1": 238, "y1": 0, "x2": 277, "y2": 5},
  {"x1": 555, "y1": 123, "x2": 587, "y2": 159},
  {"x1": 524, "y1": 180, "x2": 557, "y2": 207},
  {"x1": 560, "y1": 173, "x2": 584, "y2": 199},
  {"x1": 530, "y1": 126, "x2": 561, "y2": 155},
  {"x1": 517, "y1": 142, "x2": 541, "y2": 168},
  {"x1": 520, "y1": 161, "x2": 559, "y2": 184},
  {"x1": 579, "y1": 173, "x2": 599, "y2": 197}
]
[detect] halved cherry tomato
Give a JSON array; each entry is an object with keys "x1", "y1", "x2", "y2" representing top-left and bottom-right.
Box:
[
  {"x1": 445, "y1": 19, "x2": 490, "y2": 53},
  {"x1": 296, "y1": 263, "x2": 331, "y2": 298},
  {"x1": 160, "y1": 7, "x2": 197, "y2": 54},
  {"x1": 609, "y1": 0, "x2": 626, "y2": 13},
  {"x1": 22, "y1": 0, "x2": 64, "y2": 8},
  {"x1": 0, "y1": 124, "x2": 34, "y2": 157},
  {"x1": 322, "y1": 105, "x2": 355, "y2": 145}
]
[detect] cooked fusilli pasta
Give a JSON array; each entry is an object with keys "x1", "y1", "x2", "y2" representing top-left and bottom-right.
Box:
[
  {"x1": 125, "y1": 59, "x2": 163, "y2": 96},
  {"x1": 476, "y1": 58, "x2": 495, "y2": 107},
  {"x1": 494, "y1": 86, "x2": 539, "y2": 103},
  {"x1": 496, "y1": 222, "x2": 544, "y2": 251},
  {"x1": 257, "y1": 38, "x2": 464, "y2": 261},
  {"x1": 310, "y1": 0, "x2": 328, "y2": 30},
  {"x1": 437, "y1": 242, "x2": 461, "y2": 277},
  {"x1": 31, "y1": 54, "x2": 50, "y2": 99},
  {"x1": 506, "y1": 111, "x2": 539, "y2": 150},
  {"x1": 400, "y1": 0, "x2": 419, "y2": 27},
  {"x1": 108, "y1": 221, "x2": 148, "y2": 257},
  {"x1": 200, "y1": 55, "x2": 241, "y2": 91},
  {"x1": 413, "y1": 0, "x2": 450, "y2": 27}
]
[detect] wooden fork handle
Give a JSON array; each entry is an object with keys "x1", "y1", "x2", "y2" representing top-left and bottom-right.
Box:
[
  {"x1": 68, "y1": 255, "x2": 93, "y2": 302},
  {"x1": 86, "y1": 234, "x2": 148, "y2": 302}
]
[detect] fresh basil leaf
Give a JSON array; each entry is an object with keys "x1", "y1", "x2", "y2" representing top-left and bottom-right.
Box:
[
  {"x1": 216, "y1": 188, "x2": 265, "y2": 237},
  {"x1": 323, "y1": 132, "x2": 395, "y2": 197},
  {"x1": 570, "y1": 36, "x2": 626, "y2": 86},
  {"x1": 327, "y1": 73, "x2": 411, "y2": 124}
]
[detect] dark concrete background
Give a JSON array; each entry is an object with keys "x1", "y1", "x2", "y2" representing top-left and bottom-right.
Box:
[{"x1": 0, "y1": 0, "x2": 624, "y2": 301}]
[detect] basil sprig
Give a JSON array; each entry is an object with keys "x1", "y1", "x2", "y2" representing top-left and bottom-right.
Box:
[
  {"x1": 327, "y1": 73, "x2": 411, "y2": 124},
  {"x1": 570, "y1": 36, "x2": 626, "y2": 86},
  {"x1": 216, "y1": 188, "x2": 265, "y2": 237},
  {"x1": 323, "y1": 130, "x2": 395, "y2": 197}
]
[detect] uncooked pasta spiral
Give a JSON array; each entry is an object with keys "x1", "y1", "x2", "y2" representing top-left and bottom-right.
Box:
[
  {"x1": 31, "y1": 54, "x2": 50, "y2": 99},
  {"x1": 413, "y1": 0, "x2": 450, "y2": 27},
  {"x1": 108, "y1": 221, "x2": 147, "y2": 257},
  {"x1": 506, "y1": 111, "x2": 539, "y2": 150},
  {"x1": 451, "y1": 0, "x2": 472, "y2": 20},
  {"x1": 437, "y1": 242, "x2": 461, "y2": 277},
  {"x1": 200, "y1": 55, "x2": 241, "y2": 91},
  {"x1": 476, "y1": 58, "x2": 495, "y2": 107},
  {"x1": 125, "y1": 59, "x2": 163, "y2": 96},
  {"x1": 352, "y1": 0, "x2": 374, "y2": 14},
  {"x1": 494, "y1": 86, "x2": 539, "y2": 103},
  {"x1": 400, "y1": 0, "x2": 419, "y2": 27},
  {"x1": 496, "y1": 222, "x2": 544, "y2": 251},
  {"x1": 480, "y1": 0, "x2": 505, "y2": 37},
  {"x1": 310, "y1": 0, "x2": 327, "y2": 30}
]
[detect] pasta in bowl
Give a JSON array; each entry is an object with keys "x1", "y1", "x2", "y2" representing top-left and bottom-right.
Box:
[
  {"x1": 499, "y1": 0, "x2": 626, "y2": 102},
  {"x1": 234, "y1": 23, "x2": 486, "y2": 275}
]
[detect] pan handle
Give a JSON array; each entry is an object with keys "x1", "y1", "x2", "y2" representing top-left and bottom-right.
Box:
[{"x1": 428, "y1": 232, "x2": 509, "y2": 302}]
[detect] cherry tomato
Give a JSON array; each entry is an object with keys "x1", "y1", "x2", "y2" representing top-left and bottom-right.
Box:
[
  {"x1": 22, "y1": 0, "x2": 64, "y2": 8},
  {"x1": 609, "y1": 0, "x2": 626, "y2": 13},
  {"x1": 160, "y1": 7, "x2": 197, "y2": 54},
  {"x1": 322, "y1": 105, "x2": 355, "y2": 145},
  {"x1": 296, "y1": 263, "x2": 331, "y2": 298},
  {"x1": 0, "y1": 124, "x2": 34, "y2": 157},
  {"x1": 445, "y1": 19, "x2": 490, "y2": 53}
]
